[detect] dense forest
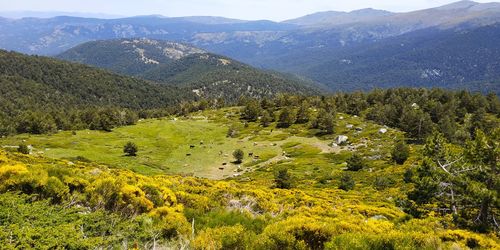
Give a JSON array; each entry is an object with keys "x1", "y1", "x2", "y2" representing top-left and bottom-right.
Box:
[
  {"x1": 0, "y1": 48, "x2": 322, "y2": 135},
  {"x1": 268, "y1": 24, "x2": 500, "y2": 95},
  {"x1": 239, "y1": 88, "x2": 499, "y2": 142}
]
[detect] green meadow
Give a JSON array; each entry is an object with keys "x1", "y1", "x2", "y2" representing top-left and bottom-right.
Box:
[{"x1": 1, "y1": 108, "x2": 403, "y2": 184}]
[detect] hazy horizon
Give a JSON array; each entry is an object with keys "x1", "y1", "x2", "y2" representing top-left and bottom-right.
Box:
[{"x1": 0, "y1": 0, "x2": 499, "y2": 21}]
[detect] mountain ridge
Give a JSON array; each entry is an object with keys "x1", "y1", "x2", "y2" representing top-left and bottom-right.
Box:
[{"x1": 56, "y1": 38, "x2": 322, "y2": 100}]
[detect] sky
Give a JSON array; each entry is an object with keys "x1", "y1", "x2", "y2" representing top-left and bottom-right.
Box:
[{"x1": 0, "y1": 0, "x2": 498, "y2": 21}]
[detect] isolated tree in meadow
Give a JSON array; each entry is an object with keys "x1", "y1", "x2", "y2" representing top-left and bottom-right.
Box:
[
  {"x1": 124, "y1": 142, "x2": 138, "y2": 156},
  {"x1": 392, "y1": 139, "x2": 410, "y2": 165},
  {"x1": 233, "y1": 149, "x2": 244, "y2": 164}
]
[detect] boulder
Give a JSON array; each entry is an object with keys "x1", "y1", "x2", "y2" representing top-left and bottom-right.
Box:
[
  {"x1": 346, "y1": 124, "x2": 354, "y2": 129},
  {"x1": 379, "y1": 128, "x2": 388, "y2": 134},
  {"x1": 335, "y1": 135, "x2": 349, "y2": 144}
]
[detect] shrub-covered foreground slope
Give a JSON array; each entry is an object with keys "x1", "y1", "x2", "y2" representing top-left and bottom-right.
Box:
[
  {"x1": 0, "y1": 147, "x2": 499, "y2": 249},
  {"x1": 0, "y1": 102, "x2": 499, "y2": 249}
]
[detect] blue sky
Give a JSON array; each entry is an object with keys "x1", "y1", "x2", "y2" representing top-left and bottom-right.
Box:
[{"x1": 0, "y1": 0, "x2": 497, "y2": 21}]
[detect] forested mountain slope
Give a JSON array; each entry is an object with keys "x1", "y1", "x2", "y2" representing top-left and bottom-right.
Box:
[
  {"x1": 0, "y1": 49, "x2": 191, "y2": 110},
  {"x1": 0, "y1": 49, "x2": 195, "y2": 135},
  {"x1": 275, "y1": 24, "x2": 500, "y2": 94},
  {"x1": 56, "y1": 38, "x2": 321, "y2": 100}
]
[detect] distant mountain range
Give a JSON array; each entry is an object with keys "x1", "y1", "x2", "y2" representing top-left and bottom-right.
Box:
[
  {"x1": 56, "y1": 38, "x2": 320, "y2": 100},
  {"x1": 283, "y1": 8, "x2": 394, "y2": 27},
  {"x1": 0, "y1": 11, "x2": 124, "y2": 19},
  {"x1": 1, "y1": 0, "x2": 500, "y2": 93}
]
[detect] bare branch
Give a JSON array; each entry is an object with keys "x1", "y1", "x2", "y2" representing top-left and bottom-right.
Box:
[{"x1": 437, "y1": 157, "x2": 463, "y2": 175}]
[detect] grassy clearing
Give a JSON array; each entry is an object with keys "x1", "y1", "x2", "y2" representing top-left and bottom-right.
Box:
[
  {"x1": 0, "y1": 107, "x2": 407, "y2": 186},
  {"x1": 1, "y1": 113, "x2": 278, "y2": 179}
]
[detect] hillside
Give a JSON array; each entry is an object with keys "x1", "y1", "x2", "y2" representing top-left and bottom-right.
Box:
[
  {"x1": 0, "y1": 88, "x2": 498, "y2": 248},
  {"x1": 0, "y1": 49, "x2": 191, "y2": 110},
  {"x1": 0, "y1": 49, "x2": 196, "y2": 135},
  {"x1": 271, "y1": 24, "x2": 500, "y2": 94},
  {"x1": 56, "y1": 38, "x2": 321, "y2": 100}
]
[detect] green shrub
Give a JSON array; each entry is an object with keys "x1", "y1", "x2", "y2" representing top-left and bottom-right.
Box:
[
  {"x1": 373, "y1": 176, "x2": 395, "y2": 190},
  {"x1": 274, "y1": 168, "x2": 293, "y2": 189},
  {"x1": 403, "y1": 168, "x2": 414, "y2": 183},
  {"x1": 392, "y1": 140, "x2": 410, "y2": 164},
  {"x1": 347, "y1": 154, "x2": 366, "y2": 171},
  {"x1": 123, "y1": 142, "x2": 138, "y2": 156},
  {"x1": 339, "y1": 173, "x2": 355, "y2": 191},
  {"x1": 17, "y1": 144, "x2": 30, "y2": 154}
]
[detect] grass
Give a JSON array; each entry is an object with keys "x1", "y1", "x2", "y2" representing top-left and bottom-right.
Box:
[
  {"x1": 0, "y1": 108, "x2": 407, "y2": 187},
  {"x1": 1, "y1": 115, "x2": 277, "y2": 179}
]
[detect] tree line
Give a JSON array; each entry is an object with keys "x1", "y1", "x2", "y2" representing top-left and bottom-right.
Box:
[{"x1": 239, "y1": 88, "x2": 499, "y2": 142}]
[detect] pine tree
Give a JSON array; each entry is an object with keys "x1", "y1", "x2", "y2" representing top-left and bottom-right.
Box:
[
  {"x1": 392, "y1": 140, "x2": 410, "y2": 164},
  {"x1": 316, "y1": 109, "x2": 335, "y2": 134},
  {"x1": 277, "y1": 107, "x2": 295, "y2": 128},
  {"x1": 339, "y1": 173, "x2": 355, "y2": 191},
  {"x1": 260, "y1": 110, "x2": 273, "y2": 127},
  {"x1": 124, "y1": 142, "x2": 138, "y2": 156},
  {"x1": 242, "y1": 100, "x2": 261, "y2": 122},
  {"x1": 233, "y1": 149, "x2": 244, "y2": 164},
  {"x1": 274, "y1": 168, "x2": 293, "y2": 189}
]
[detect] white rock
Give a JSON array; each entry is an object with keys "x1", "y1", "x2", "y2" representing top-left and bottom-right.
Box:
[
  {"x1": 379, "y1": 128, "x2": 388, "y2": 134},
  {"x1": 335, "y1": 135, "x2": 349, "y2": 144},
  {"x1": 346, "y1": 124, "x2": 354, "y2": 129}
]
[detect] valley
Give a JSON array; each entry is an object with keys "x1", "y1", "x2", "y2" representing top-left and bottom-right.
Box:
[
  {"x1": 0, "y1": 108, "x2": 397, "y2": 180},
  {"x1": 0, "y1": 1, "x2": 499, "y2": 249}
]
